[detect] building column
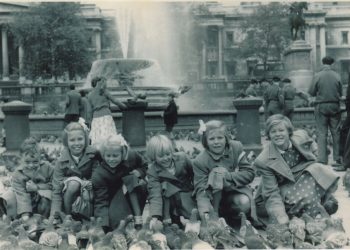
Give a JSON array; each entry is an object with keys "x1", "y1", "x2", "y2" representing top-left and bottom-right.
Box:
[
  {"x1": 2, "y1": 25, "x2": 9, "y2": 80},
  {"x1": 201, "y1": 41, "x2": 207, "y2": 79},
  {"x1": 218, "y1": 26, "x2": 223, "y2": 77},
  {"x1": 319, "y1": 25, "x2": 326, "y2": 62},
  {"x1": 309, "y1": 25, "x2": 317, "y2": 71},
  {"x1": 95, "y1": 29, "x2": 101, "y2": 60},
  {"x1": 19, "y1": 45, "x2": 25, "y2": 84}
]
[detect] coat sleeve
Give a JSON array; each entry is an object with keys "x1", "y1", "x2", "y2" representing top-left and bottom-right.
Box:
[
  {"x1": 254, "y1": 160, "x2": 289, "y2": 224},
  {"x1": 146, "y1": 168, "x2": 163, "y2": 217},
  {"x1": 36, "y1": 163, "x2": 54, "y2": 190},
  {"x1": 92, "y1": 171, "x2": 110, "y2": 227},
  {"x1": 11, "y1": 172, "x2": 32, "y2": 215},
  {"x1": 130, "y1": 150, "x2": 147, "y2": 178},
  {"x1": 192, "y1": 158, "x2": 212, "y2": 216},
  {"x1": 50, "y1": 161, "x2": 66, "y2": 216},
  {"x1": 226, "y1": 143, "x2": 255, "y2": 187}
]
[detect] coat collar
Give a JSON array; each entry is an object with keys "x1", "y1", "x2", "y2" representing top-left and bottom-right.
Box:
[
  {"x1": 58, "y1": 146, "x2": 96, "y2": 168},
  {"x1": 153, "y1": 154, "x2": 182, "y2": 181},
  {"x1": 100, "y1": 160, "x2": 128, "y2": 174},
  {"x1": 207, "y1": 146, "x2": 231, "y2": 161},
  {"x1": 266, "y1": 138, "x2": 316, "y2": 182}
]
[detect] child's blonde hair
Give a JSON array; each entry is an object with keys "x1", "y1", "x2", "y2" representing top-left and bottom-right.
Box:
[
  {"x1": 100, "y1": 134, "x2": 129, "y2": 161},
  {"x1": 200, "y1": 120, "x2": 230, "y2": 150},
  {"x1": 62, "y1": 122, "x2": 89, "y2": 148},
  {"x1": 146, "y1": 134, "x2": 174, "y2": 162}
]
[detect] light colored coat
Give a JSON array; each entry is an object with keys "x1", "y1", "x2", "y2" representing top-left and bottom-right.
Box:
[{"x1": 254, "y1": 137, "x2": 339, "y2": 223}]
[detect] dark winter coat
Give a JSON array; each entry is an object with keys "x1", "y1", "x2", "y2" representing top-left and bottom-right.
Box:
[
  {"x1": 92, "y1": 150, "x2": 147, "y2": 227},
  {"x1": 163, "y1": 100, "x2": 178, "y2": 126}
]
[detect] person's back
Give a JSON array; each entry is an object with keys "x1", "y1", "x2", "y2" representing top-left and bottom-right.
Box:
[
  {"x1": 281, "y1": 78, "x2": 296, "y2": 119},
  {"x1": 309, "y1": 66, "x2": 342, "y2": 103},
  {"x1": 64, "y1": 84, "x2": 81, "y2": 125},
  {"x1": 264, "y1": 77, "x2": 283, "y2": 116},
  {"x1": 87, "y1": 88, "x2": 111, "y2": 118},
  {"x1": 308, "y1": 56, "x2": 342, "y2": 166}
]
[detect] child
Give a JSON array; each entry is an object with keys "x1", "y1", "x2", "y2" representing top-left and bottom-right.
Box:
[
  {"x1": 50, "y1": 122, "x2": 98, "y2": 218},
  {"x1": 12, "y1": 137, "x2": 54, "y2": 220},
  {"x1": 163, "y1": 92, "x2": 178, "y2": 136},
  {"x1": 146, "y1": 134, "x2": 195, "y2": 224},
  {"x1": 92, "y1": 134, "x2": 147, "y2": 230},
  {"x1": 192, "y1": 120, "x2": 257, "y2": 223}
]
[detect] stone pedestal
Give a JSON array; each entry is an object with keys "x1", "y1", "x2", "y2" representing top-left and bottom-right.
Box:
[
  {"x1": 2, "y1": 101, "x2": 32, "y2": 151},
  {"x1": 233, "y1": 97, "x2": 263, "y2": 153},
  {"x1": 284, "y1": 40, "x2": 313, "y2": 93},
  {"x1": 122, "y1": 100, "x2": 148, "y2": 147}
]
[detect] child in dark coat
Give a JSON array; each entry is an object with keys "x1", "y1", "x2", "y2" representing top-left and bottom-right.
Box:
[
  {"x1": 146, "y1": 134, "x2": 195, "y2": 225},
  {"x1": 12, "y1": 138, "x2": 54, "y2": 220},
  {"x1": 92, "y1": 134, "x2": 147, "y2": 230}
]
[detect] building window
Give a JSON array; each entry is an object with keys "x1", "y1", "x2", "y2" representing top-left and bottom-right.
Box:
[
  {"x1": 226, "y1": 31, "x2": 234, "y2": 47},
  {"x1": 342, "y1": 31, "x2": 348, "y2": 44},
  {"x1": 207, "y1": 26, "x2": 218, "y2": 47},
  {"x1": 325, "y1": 31, "x2": 329, "y2": 45}
]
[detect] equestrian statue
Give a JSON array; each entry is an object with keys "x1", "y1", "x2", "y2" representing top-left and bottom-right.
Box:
[{"x1": 289, "y1": 2, "x2": 308, "y2": 40}]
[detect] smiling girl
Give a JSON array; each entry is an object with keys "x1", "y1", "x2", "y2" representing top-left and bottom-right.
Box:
[
  {"x1": 193, "y1": 120, "x2": 257, "y2": 223},
  {"x1": 254, "y1": 114, "x2": 339, "y2": 224},
  {"x1": 92, "y1": 134, "x2": 147, "y2": 230},
  {"x1": 50, "y1": 122, "x2": 99, "y2": 218}
]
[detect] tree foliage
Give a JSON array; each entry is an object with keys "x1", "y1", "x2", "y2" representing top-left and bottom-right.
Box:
[
  {"x1": 239, "y1": 2, "x2": 291, "y2": 72},
  {"x1": 10, "y1": 2, "x2": 92, "y2": 80}
]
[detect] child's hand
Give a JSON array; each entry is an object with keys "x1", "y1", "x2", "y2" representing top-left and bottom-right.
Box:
[
  {"x1": 26, "y1": 180, "x2": 38, "y2": 192},
  {"x1": 130, "y1": 169, "x2": 141, "y2": 178}
]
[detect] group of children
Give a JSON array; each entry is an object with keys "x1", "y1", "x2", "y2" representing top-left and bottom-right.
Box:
[
  {"x1": 2, "y1": 114, "x2": 338, "y2": 233},
  {"x1": 2, "y1": 118, "x2": 262, "y2": 232}
]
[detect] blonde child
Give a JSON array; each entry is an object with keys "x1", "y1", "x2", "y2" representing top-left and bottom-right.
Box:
[
  {"x1": 12, "y1": 137, "x2": 54, "y2": 220},
  {"x1": 92, "y1": 134, "x2": 147, "y2": 230},
  {"x1": 146, "y1": 134, "x2": 195, "y2": 225},
  {"x1": 50, "y1": 122, "x2": 98, "y2": 218},
  {"x1": 193, "y1": 120, "x2": 257, "y2": 222}
]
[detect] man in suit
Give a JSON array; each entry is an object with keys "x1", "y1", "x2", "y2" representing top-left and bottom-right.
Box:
[
  {"x1": 308, "y1": 56, "x2": 342, "y2": 166},
  {"x1": 64, "y1": 84, "x2": 82, "y2": 127}
]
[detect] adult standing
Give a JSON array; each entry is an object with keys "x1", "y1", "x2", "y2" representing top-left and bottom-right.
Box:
[
  {"x1": 245, "y1": 78, "x2": 258, "y2": 97},
  {"x1": 87, "y1": 76, "x2": 127, "y2": 150},
  {"x1": 64, "y1": 84, "x2": 81, "y2": 126},
  {"x1": 264, "y1": 76, "x2": 284, "y2": 117},
  {"x1": 163, "y1": 92, "x2": 178, "y2": 136},
  {"x1": 308, "y1": 56, "x2": 342, "y2": 165}
]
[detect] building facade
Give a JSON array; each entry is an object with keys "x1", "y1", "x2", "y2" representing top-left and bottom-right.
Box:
[
  {"x1": 0, "y1": 2, "x2": 117, "y2": 82},
  {"x1": 196, "y1": 1, "x2": 350, "y2": 87}
]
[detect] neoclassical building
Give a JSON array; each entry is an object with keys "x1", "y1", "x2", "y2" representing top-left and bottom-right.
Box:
[
  {"x1": 195, "y1": 1, "x2": 350, "y2": 85},
  {"x1": 0, "y1": 2, "x2": 117, "y2": 81}
]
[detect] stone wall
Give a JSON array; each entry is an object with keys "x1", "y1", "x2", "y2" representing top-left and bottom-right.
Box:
[{"x1": 0, "y1": 107, "x2": 342, "y2": 137}]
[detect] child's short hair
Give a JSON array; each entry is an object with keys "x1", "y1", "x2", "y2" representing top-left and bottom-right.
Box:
[
  {"x1": 200, "y1": 120, "x2": 230, "y2": 150},
  {"x1": 20, "y1": 137, "x2": 40, "y2": 157},
  {"x1": 146, "y1": 134, "x2": 174, "y2": 162},
  {"x1": 100, "y1": 134, "x2": 129, "y2": 161},
  {"x1": 62, "y1": 122, "x2": 89, "y2": 148},
  {"x1": 265, "y1": 114, "x2": 293, "y2": 140}
]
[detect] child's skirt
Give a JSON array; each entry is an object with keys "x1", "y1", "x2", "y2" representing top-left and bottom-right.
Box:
[{"x1": 89, "y1": 115, "x2": 117, "y2": 149}]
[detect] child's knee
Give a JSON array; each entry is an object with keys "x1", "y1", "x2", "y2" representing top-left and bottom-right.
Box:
[
  {"x1": 65, "y1": 181, "x2": 81, "y2": 194},
  {"x1": 231, "y1": 194, "x2": 251, "y2": 213}
]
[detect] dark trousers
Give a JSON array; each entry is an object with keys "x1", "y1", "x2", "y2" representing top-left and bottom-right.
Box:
[{"x1": 340, "y1": 114, "x2": 350, "y2": 157}]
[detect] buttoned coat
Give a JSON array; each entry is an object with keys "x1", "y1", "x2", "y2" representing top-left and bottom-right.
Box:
[
  {"x1": 92, "y1": 150, "x2": 147, "y2": 227},
  {"x1": 254, "y1": 138, "x2": 339, "y2": 223},
  {"x1": 163, "y1": 100, "x2": 178, "y2": 126},
  {"x1": 147, "y1": 152, "x2": 194, "y2": 218},
  {"x1": 12, "y1": 162, "x2": 54, "y2": 215},
  {"x1": 193, "y1": 140, "x2": 255, "y2": 216},
  {"x1": 50, "y1": 146, "x2": 98, "y2": 215}
]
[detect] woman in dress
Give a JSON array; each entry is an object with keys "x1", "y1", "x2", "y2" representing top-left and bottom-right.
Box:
[{"x1": 87, "y1": 76, "x2": 127, "y2": 149}]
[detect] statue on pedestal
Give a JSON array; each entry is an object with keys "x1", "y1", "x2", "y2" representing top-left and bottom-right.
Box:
[{"x1": 289, "y1": 2, "x2": 308, "y2": 40}]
